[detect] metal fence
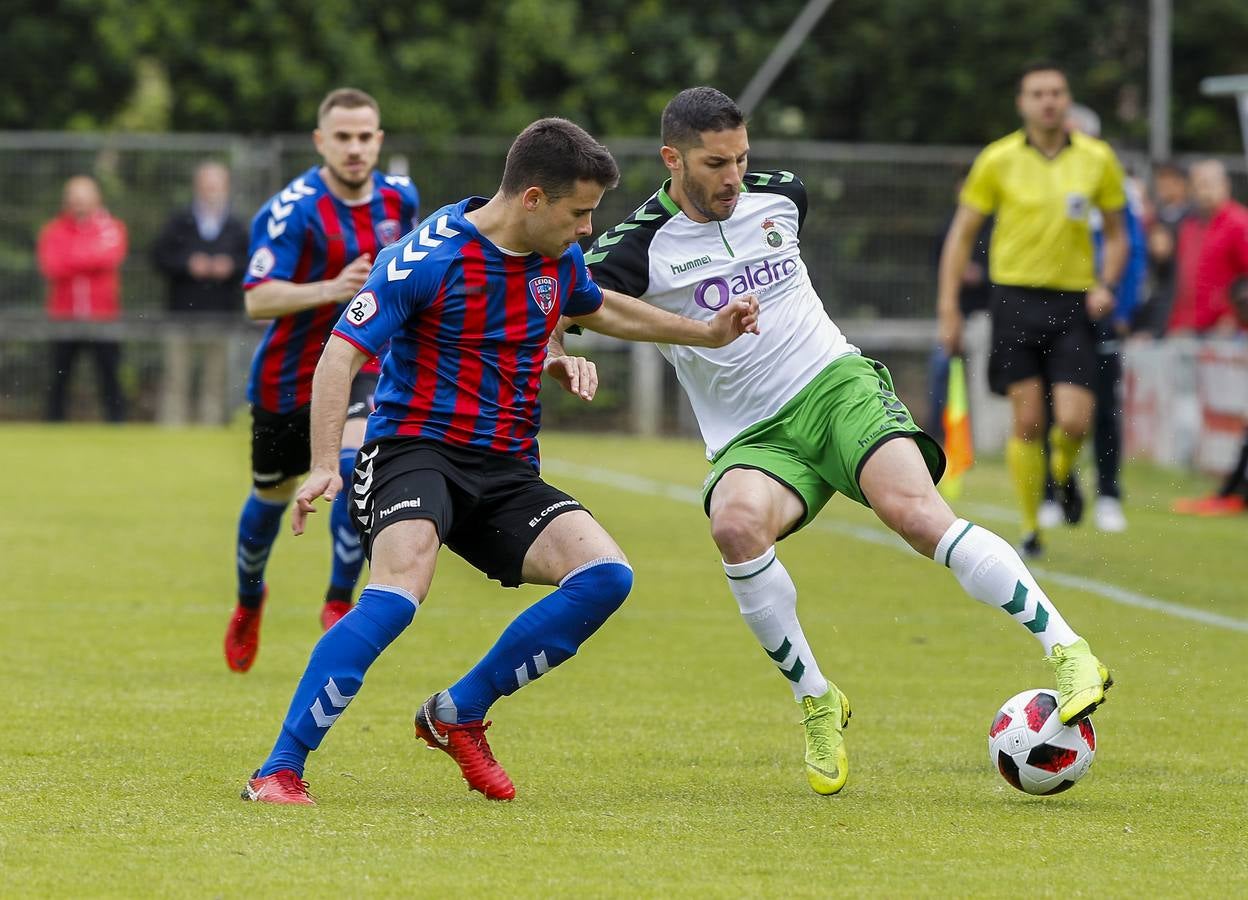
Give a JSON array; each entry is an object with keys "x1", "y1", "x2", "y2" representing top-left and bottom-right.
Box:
[{"x1": 2, "y1": 131, "x2": 1245, "y2": 429}]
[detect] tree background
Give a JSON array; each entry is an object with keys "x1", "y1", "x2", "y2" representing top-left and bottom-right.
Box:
[{"x1": 3, "y1": 0, "x2": 1247, "y2": 152}]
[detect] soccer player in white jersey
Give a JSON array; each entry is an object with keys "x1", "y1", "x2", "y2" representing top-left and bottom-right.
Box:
[{"x1": 571, "y1": 86, "x2": 1113, "y2": 795}]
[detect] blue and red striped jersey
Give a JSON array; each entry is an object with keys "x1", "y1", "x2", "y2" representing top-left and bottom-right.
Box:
[
  {"x1": 243, "y1": 166, "x2": 419, "y2": 413},
  {"x1": 332, "y1": 197, "x2": 604, "y2": 469}
]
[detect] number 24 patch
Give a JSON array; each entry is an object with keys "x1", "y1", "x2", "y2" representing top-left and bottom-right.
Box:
[{"x1": 347, "y1": 291, "x2": 378, "y2": 326}]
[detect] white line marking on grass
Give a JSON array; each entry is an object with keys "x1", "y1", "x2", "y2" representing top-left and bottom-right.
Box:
[{"x1": 545, "y1": 459, "x2": 1248, "y2": 635}]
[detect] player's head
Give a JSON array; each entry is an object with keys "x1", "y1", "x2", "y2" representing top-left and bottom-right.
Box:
[
  {"x1": 314, "y1": 87, "x2": 383, "y2": 192},
  {"x1": 1016, "y1": 62, "x2": 1070, "y2": 132},
  {"x1": 62, "y1": 175, "x2": 102, "y2": 220},
  {"x1": 1153, "y1": 161, "x2": 1188, "y2": 206},
  {"x1": 660, "y1": 87, "x2": 748, "y2": 223},
  {"x1": 1190, "y1": 159, "x2": 1230, "y2": 215},
  {"x1": 193, "y1": 161, "x2": 231, "y2": 211},
  {"x1": 500, "y1": 117, "x2": 619, "y2": 258}
]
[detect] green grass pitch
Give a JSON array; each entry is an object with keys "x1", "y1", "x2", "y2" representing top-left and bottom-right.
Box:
[{"x1": 2, "y1": 424, "x2": 1246, "y2": 896}]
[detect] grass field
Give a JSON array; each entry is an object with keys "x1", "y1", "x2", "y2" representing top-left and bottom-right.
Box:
[{"x1": 3, "y1": 424, "x2": 1246, "y2": 897}]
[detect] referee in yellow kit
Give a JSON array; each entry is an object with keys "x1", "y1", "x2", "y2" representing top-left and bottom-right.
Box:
[{"x1": 938, "y1": 62, "x2": 1127, "y2": 558}]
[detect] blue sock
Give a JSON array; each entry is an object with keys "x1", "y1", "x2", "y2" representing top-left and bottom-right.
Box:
[
  {"x1": 236, "y1": 493, "x2": 286, "y2": 607},
  {"x1": 327, "y1": 448, "x2": 365, "y2": 602},
  {"x1": 445, "y1": 559, "x2": 633, "y2": 723},
  {"x1": 258, "y1": 585, "x2": 418, "y2": 777}
]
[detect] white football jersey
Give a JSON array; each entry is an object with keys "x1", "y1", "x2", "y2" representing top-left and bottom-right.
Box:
[{"x1": 588, "y1": 172, "x2": 855, "y2": 457}]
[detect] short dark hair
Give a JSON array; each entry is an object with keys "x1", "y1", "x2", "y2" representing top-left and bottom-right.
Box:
[
  {"x1": 500, "y1": 118, "x2": 619, "y2": 199},
  {"x1": 1155, "y1": 160, "x2": 1187, "y2": 179},
  {"x1": 1017, "y1": 61, "x2": 1067, "y2": 93},
  {"x1": 318, "y1": 87, "x2": 380, "y2": 124},
  {"x1": 661, "y1": 87, "x2": 745, "y2": 150}
]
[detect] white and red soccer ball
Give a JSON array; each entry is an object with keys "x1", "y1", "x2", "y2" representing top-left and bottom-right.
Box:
[{"x1": 988, "y1": 688, "x2": 1096, "y2": 795}]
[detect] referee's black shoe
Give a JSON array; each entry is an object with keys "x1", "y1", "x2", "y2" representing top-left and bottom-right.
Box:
[
  {"x1": 1018, "y1": 531, "x2": 1044, "y2": 560},
  {"x1": 1057, "y1": 474, "x2": 1085, "y2": 526}
]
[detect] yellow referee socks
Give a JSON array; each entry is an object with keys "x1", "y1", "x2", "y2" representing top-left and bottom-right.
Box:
[
  {"x1": 1048, "y1": 425, "x2": 1084, "y2": 485},
  {"x1": 1006, "y1": 437, "x2": 1046, "y2": 534}
]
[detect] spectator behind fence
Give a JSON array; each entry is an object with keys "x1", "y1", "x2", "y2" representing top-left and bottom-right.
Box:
[
  {"x1": 1166, "y1": 159, "x2": 1248, "y2": 336},
  {"x1": 1172, "y1": 276, "x2": 1248, "y2": 517},
  {"x1": 1137, "y1": 162, "x2": 1190, "y2": 336},
  {"x1": 37, "y1": 175, "x2": 128, "y2": 422},
  {"x1": 151, "y1": 161, "x2": 249, "y2": 424}
]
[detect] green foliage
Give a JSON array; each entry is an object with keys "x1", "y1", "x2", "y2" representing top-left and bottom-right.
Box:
[
  {"x1": 2, "y1": 1, "x2": 1246, "y2": 151},
  {"x1": 1, "y1": 426, "x2": 1245, "y2": 894}
]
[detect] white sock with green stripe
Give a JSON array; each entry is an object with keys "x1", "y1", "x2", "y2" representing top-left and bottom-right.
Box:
[
  {"x1": 935, "y1": 519, "x2": 1078, "y2": 654},
  {"x1": 724, "y1": 547, "x2": 830, "y2": 699}
]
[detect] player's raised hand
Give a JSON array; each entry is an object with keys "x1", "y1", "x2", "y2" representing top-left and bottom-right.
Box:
[
  {"x1": 707, "y1": 295, "x2": 761, "y2": 346},
  {"x1": 330, "y1": 254, "x2": 373, "y2": 302},
  {"x1": 544, "y1": 353, "x2": 599, "y2": 401},
  {"x1": 291, "y1": 466, "x2": 342, "y2": 535}
]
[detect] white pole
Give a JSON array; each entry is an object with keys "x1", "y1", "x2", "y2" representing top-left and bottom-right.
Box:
[
  {"x1": 1149, "y1": 0, "x2": 1172, "y2": 162},
  {"x1": 738, "y1": 0, "x2": 837, "y2": 118}
]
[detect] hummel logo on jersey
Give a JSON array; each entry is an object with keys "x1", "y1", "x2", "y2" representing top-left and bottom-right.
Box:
[
  {"x1": 671, "y1": 255, "x2": 712, "y2": 275},
  {"x1": 387, "y1": 214, "x2": 459, "y2": 282},
  {"x1": 528, "y1": 275, "x2": 558, "y2": 315},
  {"x1": 378, "y1": 498, "x2": 421, "y2": 519}
]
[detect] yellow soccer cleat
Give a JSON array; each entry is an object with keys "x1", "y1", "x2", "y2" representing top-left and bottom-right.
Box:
[
  {"x1": 800, "y1": 685, "x2": 851, "y2": 795},
  {"x1": 1046, "y1": 638, "x2": 1114, "y2": 723}
]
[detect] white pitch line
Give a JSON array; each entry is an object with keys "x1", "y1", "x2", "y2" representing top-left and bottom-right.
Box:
[{"x1": 544, "y1": 459, "x2": 1248, "y2": 635}]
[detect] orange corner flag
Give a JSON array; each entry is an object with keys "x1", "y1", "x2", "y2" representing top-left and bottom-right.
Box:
[{"x1": 938, "y1": 356, "x2": 974, "y2": 500}]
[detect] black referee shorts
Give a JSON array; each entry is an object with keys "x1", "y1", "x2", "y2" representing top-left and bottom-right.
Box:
[
  {"x1": 987, "y1": 284, "x2": 1097, "y2": 396},
  {"x1": 350, "y1": 437, "x2": 588, "y2": 588}
]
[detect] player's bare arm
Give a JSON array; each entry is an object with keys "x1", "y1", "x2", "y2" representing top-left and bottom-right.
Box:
[
  {"x1": 544, "y1": 324, "x2": 598, "y2": 401},
  {"x1": 291, "y1": 335, "x2": 367, "y2": 534},
  {"x1": 571, "y1": 288, "x2": 759, "y2": 347},
  {"x1": 1087, "y1": 208, "x2": 1126, "y2": 321},
  {"x1": 244, "y1": 254, "x2": 372, "y2": 320},
  {"x1": 936, "y1": 204, "x2": 986, "y2": 355}
]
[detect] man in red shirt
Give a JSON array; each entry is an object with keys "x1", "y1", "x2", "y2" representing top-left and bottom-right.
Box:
[
  {"x1": 37, "y1": 175, "x2": 129, "y2": 422},
  {"x1": 1167, "y1": 159, "x2": 1248, "y2": 335}
]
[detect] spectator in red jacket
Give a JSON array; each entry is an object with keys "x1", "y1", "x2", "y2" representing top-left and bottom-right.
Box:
[
  {"x1": 37, "y1": 175, "x2": 129, "y2": 422},
  {"x1": 1167, "y1": 159, "x2": 1248, "y2": 335}
]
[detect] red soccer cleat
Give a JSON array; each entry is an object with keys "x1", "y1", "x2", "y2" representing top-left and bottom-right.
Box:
[
  {"x1": 224, "y1": 588, "x2": 267, "y2": 673},
  {"x1": 320, "y1": 599, "x2": 353, "y2": 631},
  {"x1": 242, "y1": 769, "x2": 315, "y2": 805},
  {"x1": 1172, "y1": 495, "x2": 1246, "y2": 517},
  {"x1": 414, "y1": 693, "x2": 516, "y2": 801}
]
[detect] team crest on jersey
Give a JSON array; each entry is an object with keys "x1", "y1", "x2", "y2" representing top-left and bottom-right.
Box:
[
  {"x1": 376, "y1": 219, "x2": 402, "y2": 246},
  {"x1": 762, "y1": 218, "x2": 784, "y2": 248},
  {"x1": 528, "y1": 276, "x2": 559, "y2": 315},
  {"x1": 345, "y1": 291, "x2": 378, "y2": 326},
  {"x1": 248, "y1": 247, "x2": 276, "y2": 279}
]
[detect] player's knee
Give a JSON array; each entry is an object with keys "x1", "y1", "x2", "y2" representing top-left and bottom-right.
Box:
[
  {"x1": 710, "y1": 507, "x2": 771, "y2": 561},
  {"x1": 563, "y1": 558, "x2": 633, "y2": 618},
  {"x1": 255, "y1": 479, "x2": 297, "y2": 505}
]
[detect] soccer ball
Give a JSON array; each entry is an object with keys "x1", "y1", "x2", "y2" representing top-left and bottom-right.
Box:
[{"x1": 988, "y1": 688, "x2": 1096, "y2": 795}]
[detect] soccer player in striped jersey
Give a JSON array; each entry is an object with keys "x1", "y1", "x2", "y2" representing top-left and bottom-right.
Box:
[
  {"x1": 242, "y1": 118, "x2": 759, "y2": 804},
  {"x1": 225, "y1": 88, "x2": 419, "y2": 673}
]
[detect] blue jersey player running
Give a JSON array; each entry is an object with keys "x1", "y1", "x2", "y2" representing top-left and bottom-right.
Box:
[
  {"x1": 226, "y1": 88, "x2": 419, "y2": 673},
  {"x1": 242, "y1": 118, "x2": 760, "y2": 804}
]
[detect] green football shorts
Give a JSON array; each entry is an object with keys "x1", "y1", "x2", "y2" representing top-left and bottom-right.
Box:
[{"x1": 700, "y1": 353, "x2": 946, "y2": 537}]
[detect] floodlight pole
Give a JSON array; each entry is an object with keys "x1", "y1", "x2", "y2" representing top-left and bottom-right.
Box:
[
  {"x1": 737, "y1": 0, "x2": 837, "y2": 118},
  {"x1": 1200, "y1": 75, "x2": 1248, "y2": 171},
  {"x1": 1149, "y1": 0, "x2": 1171, "y2": 162}
]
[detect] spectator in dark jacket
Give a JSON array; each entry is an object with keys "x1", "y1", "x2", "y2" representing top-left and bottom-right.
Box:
[
  {"x1": 38, "y1": 174, "x2": 128, "y2": 422},
  {"x1": 151, "y1": 161, "x2": 249, "y2": 423}
]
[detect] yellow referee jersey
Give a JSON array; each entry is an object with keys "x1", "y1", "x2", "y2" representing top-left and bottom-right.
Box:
[{"x1": 960, "y1": 130, "x2": 1126, "y2": 292}]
